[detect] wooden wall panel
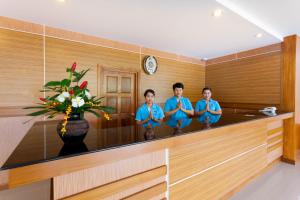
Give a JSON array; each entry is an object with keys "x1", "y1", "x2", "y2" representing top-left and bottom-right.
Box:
[
  {"x1": 0, "y1": 27, "x2": 205, "y2": 116},
  {"x1": 0, "y1": 16, "x2": 44, "y2": 35},
  {"x1": 282, "y1": 35, "x2": 298, "y2": 160},
  {"x1": 0, "y1": 29, "x2": 44, "y2": 107},
  {"x1": 206, "y1": 51, "x2": 282, "y2": 106},
  {"x1": 53, "y1": 150, "x2": 167, "y2": 200},
  {"x1": 45, "y1": 37, "x2": 140, "y2": 97},
  {"x1": 169, "y1": 145, "x2": 267, "y2": 200},
  {"x1": 267, "y1": 119, "x2": 283, "y2": 164},
  {"x1": 123, "y1": 182, "x2": 167, "y2": 200},
  {"x1": 169, "y1": 120, "x2": 267, "y2": 183},
  {"x1": 140, "y1": 55, "x2": 205, "y2": 104},
  {"x1": 207, "y1": 43, "x2": 282, "y2": 66}
]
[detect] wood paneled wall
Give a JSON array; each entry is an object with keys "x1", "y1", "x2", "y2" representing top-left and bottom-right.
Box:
[
  {"x1": 0, "y1": 17, "x2": 205, "y2": 117},
  {"x1": 0, "y1": 29, "x2": 44, "y2": 108},
  {"x1": 140, "y1": 56, "x2": 205, "y2": 103},
  {"x1": 206, "y1": 44, "x2": 283, "y2": 109}
]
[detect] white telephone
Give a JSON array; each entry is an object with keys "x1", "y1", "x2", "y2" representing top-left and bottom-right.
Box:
[{"x1": 259, "y1": 107, "x2": 277, "y2": 116}]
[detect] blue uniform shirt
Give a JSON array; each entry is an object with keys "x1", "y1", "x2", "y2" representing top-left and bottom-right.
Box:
[
  {"x1": 164, "y1": 96, "x2": 193, "y2": 119},
  {"x1": 195, "y1": 99, "x2": 221, "y2": 121},
  {"x1": 166, "y1": 117, "x2": 192, "y2": 129},
  {"x1": 197, "y1": 114, "x2": 221, "y2": 124},
  {"x1": 135, "y1": 103, "x2": 164, "y2": 127}
]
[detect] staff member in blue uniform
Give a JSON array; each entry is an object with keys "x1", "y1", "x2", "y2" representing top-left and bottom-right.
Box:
[
  {"x1": 164, "y1": 82, "x2": 194, "y2": 119},
  {"x1": 135, "y1": 89, "x2": 164, "y2": 127},
  {"x1": 195, "y1": 87, "x2": 222, "y2": 121}
]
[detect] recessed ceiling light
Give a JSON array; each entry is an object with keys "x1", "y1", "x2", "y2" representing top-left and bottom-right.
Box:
[
  {"x1": 57, "y1": 0, "x2": 65, "y2": 3},
  {"x1": 213, "y1": 9, "x2": 223, "y2": 17},
  {"x1": 255, "y1": 33, "x2": 263, "y2": 38}
]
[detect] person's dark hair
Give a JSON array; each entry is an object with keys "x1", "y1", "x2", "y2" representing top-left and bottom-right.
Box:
[
  {"x1": 202, "y1": 87, "x2": 212, "y2": 94},
  {"x1": 144, "y1": 89, "x2": 155, "y2": 97},
  {"x1": 173, "y1": 82, "x2": 184, "y2": 90}
]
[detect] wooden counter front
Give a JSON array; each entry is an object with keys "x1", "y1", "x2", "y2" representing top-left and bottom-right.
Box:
[{"x1": 0, "y1": 112, "x2": 293, "y2": 199}]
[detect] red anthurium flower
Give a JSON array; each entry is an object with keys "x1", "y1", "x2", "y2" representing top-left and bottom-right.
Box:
[
  {"x1": 69, "y1": 89, "x2": 74, "y2": 95},
  {"x1": 80, "y1": 81, "x2": 88, "y2": 89},
  {"x1": 71, "y1": 62, "x2": 77, "y2": 72},
  {"x1": 39, "y1": 97, "x2": 47, "y2": 102}
]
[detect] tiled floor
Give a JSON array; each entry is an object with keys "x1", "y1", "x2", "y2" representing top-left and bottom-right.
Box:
[{"x1": 230, "y1": 152, "x2": 300, "y2": 200}]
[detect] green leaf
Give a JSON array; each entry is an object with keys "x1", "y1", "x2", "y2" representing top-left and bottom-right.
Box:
[
  {"x1": 61, "y1": 79, "x2": 71, "y2": 87},
  {"x1": 24, "y1": 106, "x2": 47, "y2": 109},
  {"x1": 73, "y1": 86, "x2": 82, "y2": 96},
  {"x1": 46, "y1": 111, "x2": 59, "y2": 119},
  {"x1": 72, "y1": 69, "x2": 90, "y2": 82},
  {"x1": 49, "y1": 94, "x2": 59, "y2": 100},
  {"x1": 44, "y1": 81, "x2": 61, "y2": 87},
  {"x1": 86, "y1": 109, "x2": 101, "y2": 118},
  {"x1": 97, "y1": 106, "x2": 115, "y2": 114},
  {"x1": 93, "y1": 96, "x2": 105, "y2": 102},
  {"x1": 27, "y1": 109, "x2": 50, "y2": 116},
  {"x1": 39, "y1": 89, "x2": 53, "y2": 92}
]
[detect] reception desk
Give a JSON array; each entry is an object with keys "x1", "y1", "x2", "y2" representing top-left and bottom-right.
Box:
[{"x1": 0, "y1": 109, "x2": 293, "y2": 200}]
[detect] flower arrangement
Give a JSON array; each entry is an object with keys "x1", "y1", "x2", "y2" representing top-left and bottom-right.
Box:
[{"x1": 25, "y1": 62, "x2": 114, "y2": 135}]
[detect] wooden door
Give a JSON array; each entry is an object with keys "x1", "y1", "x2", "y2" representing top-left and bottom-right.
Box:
[
  {"x1": 99, "y1": 70, "x2": 138, "y2": 147},
  {"x1": 103, "y1": 70, "x2": 136, "y2": 117}
]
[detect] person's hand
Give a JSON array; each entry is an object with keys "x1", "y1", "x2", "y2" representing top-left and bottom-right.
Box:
[
  {"x1": 149, "y1": 111, "x2": 153, "y2": 120},
  {"x1": 206, "y1": 101, "x2": 210, "y2": 112},
  {"x1": 177, "y1": 101, "x2": 182, "y2": 110}
]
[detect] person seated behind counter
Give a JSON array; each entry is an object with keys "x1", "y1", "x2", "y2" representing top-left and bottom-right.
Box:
[
  {"x1": 164, "y1": 82, "x2": 194, "y2": 119},
  {"x1": 135, "y1": 89, "x2": 164, "y2": 127},
  {"x1": 195, "y1": 87, "x2": 222, "y2": 117}
]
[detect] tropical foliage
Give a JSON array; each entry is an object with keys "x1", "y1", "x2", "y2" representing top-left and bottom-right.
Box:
[{"x1": 24, "y1": 62, "x2": 114, "y2": 134}]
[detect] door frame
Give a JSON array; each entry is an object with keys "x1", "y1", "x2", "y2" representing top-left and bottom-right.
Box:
[{"x1": 97, "y1": 65, "x2": 140, "y2": 115}]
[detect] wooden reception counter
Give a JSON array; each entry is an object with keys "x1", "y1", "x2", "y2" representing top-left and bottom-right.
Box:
[{"x1": 0, "y1": 109, "x2": 293, "y2": 200}]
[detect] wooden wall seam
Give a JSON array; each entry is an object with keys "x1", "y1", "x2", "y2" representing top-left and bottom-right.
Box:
[
  {"x1": 205, "y1": 50, "x2": 282, "y2": 106},
  {"x1": 0, "y1": 16, "x2": 205, "y2": 66},
  {"x1": 0, "y1": 17, "x2": 205, "y2": 114},
  {"x1": 206, "y1": 43, "x2": 282, "y2": 66},
  {"x1": 169, "y1": 143, "x2": 267, "y2": 187}
]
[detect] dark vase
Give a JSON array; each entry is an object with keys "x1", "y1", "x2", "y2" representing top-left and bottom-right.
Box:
[
  {"x1": 57, "y1": 112, "x2": 89, "y2": 143},
  {"x1": 58, "y1": 142, "x2": 88, "y2": 156}
]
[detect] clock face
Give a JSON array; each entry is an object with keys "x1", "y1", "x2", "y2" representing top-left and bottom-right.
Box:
[{"x1": 143, "y1": 56, "x2": 158, "y2": 75}]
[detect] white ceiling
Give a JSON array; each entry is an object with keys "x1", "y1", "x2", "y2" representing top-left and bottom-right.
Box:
[
  {"x1": 0, "y1": 0, "x2": 296, "y2": 59},
  {"x1": 217, "y1": 0, "x2": 300, "y2": 40}
]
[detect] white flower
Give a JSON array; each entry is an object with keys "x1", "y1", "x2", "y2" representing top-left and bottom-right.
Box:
[
  {"x1": 62, "y1": 92, "x2": 70, "y2": 98},
  {"x1": 85, "y1": 91, "x2": 92, "y2": 100},
  {"x1": 72, "y1": 97, "x2": 85, "y2": 108},
  {"x1": 56, "y1": 94, "x2": 65, "y2": 103}
]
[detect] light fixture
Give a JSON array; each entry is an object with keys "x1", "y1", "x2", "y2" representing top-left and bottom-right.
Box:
[
  {"x1": 255, "y1": 33, "x2": 263, "y2": 38},
  {"x1": 57, "y1": 0, "x2": 65, "y2": 3},
  {"x1": 213, "y1": 9, "x2": 223, "y2": 17}
]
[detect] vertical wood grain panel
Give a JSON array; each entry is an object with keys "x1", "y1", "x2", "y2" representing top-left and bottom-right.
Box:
[
  {"x1": 0, "y1": 29, "x2": 44, "y2": 107},
  {"x1": 169, "y1": 121, "x2": 267, "y2": 184},
  {"x1": 282, "y1": 35, "x2": 298, "y2": 161},
  {"x1": 45, "y1": 37, "x2": 140, "y2": 97},
  {"x1": 0, "y1": 16, "x2": 43, "y2": 35},
  {"x1": 267, "y1": 120, "x2": 284, "y2": 164},
  {"x1": 53, "y1": 150, "x2": 166, "y2": 200},
  {"x1": 62, "y1": 167, "x2": 166, "y2": 200},
  {"x1": 206, "y1": 51, "x2": 282, "y2": 105},
  {"x1": 140, "y1": 56, "x2": 205, "y2": 104},
  {"x1": 170, "y1": 146, "x2": 267, "y2": 200}
]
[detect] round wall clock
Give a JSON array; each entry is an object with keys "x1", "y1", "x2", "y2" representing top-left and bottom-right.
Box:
[{"x1": 143, "y1": 56, "x2": 158, "y2": 75}]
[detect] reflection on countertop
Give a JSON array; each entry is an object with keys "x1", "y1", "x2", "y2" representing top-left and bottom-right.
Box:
[{"x1": 1, "y1": 108, "x2": 286, "y2": 170}]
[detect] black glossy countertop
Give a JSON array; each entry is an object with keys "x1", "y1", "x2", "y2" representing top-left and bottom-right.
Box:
[{"x1": 1, "y1": 109, "x2": 290, "y2": 170}]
